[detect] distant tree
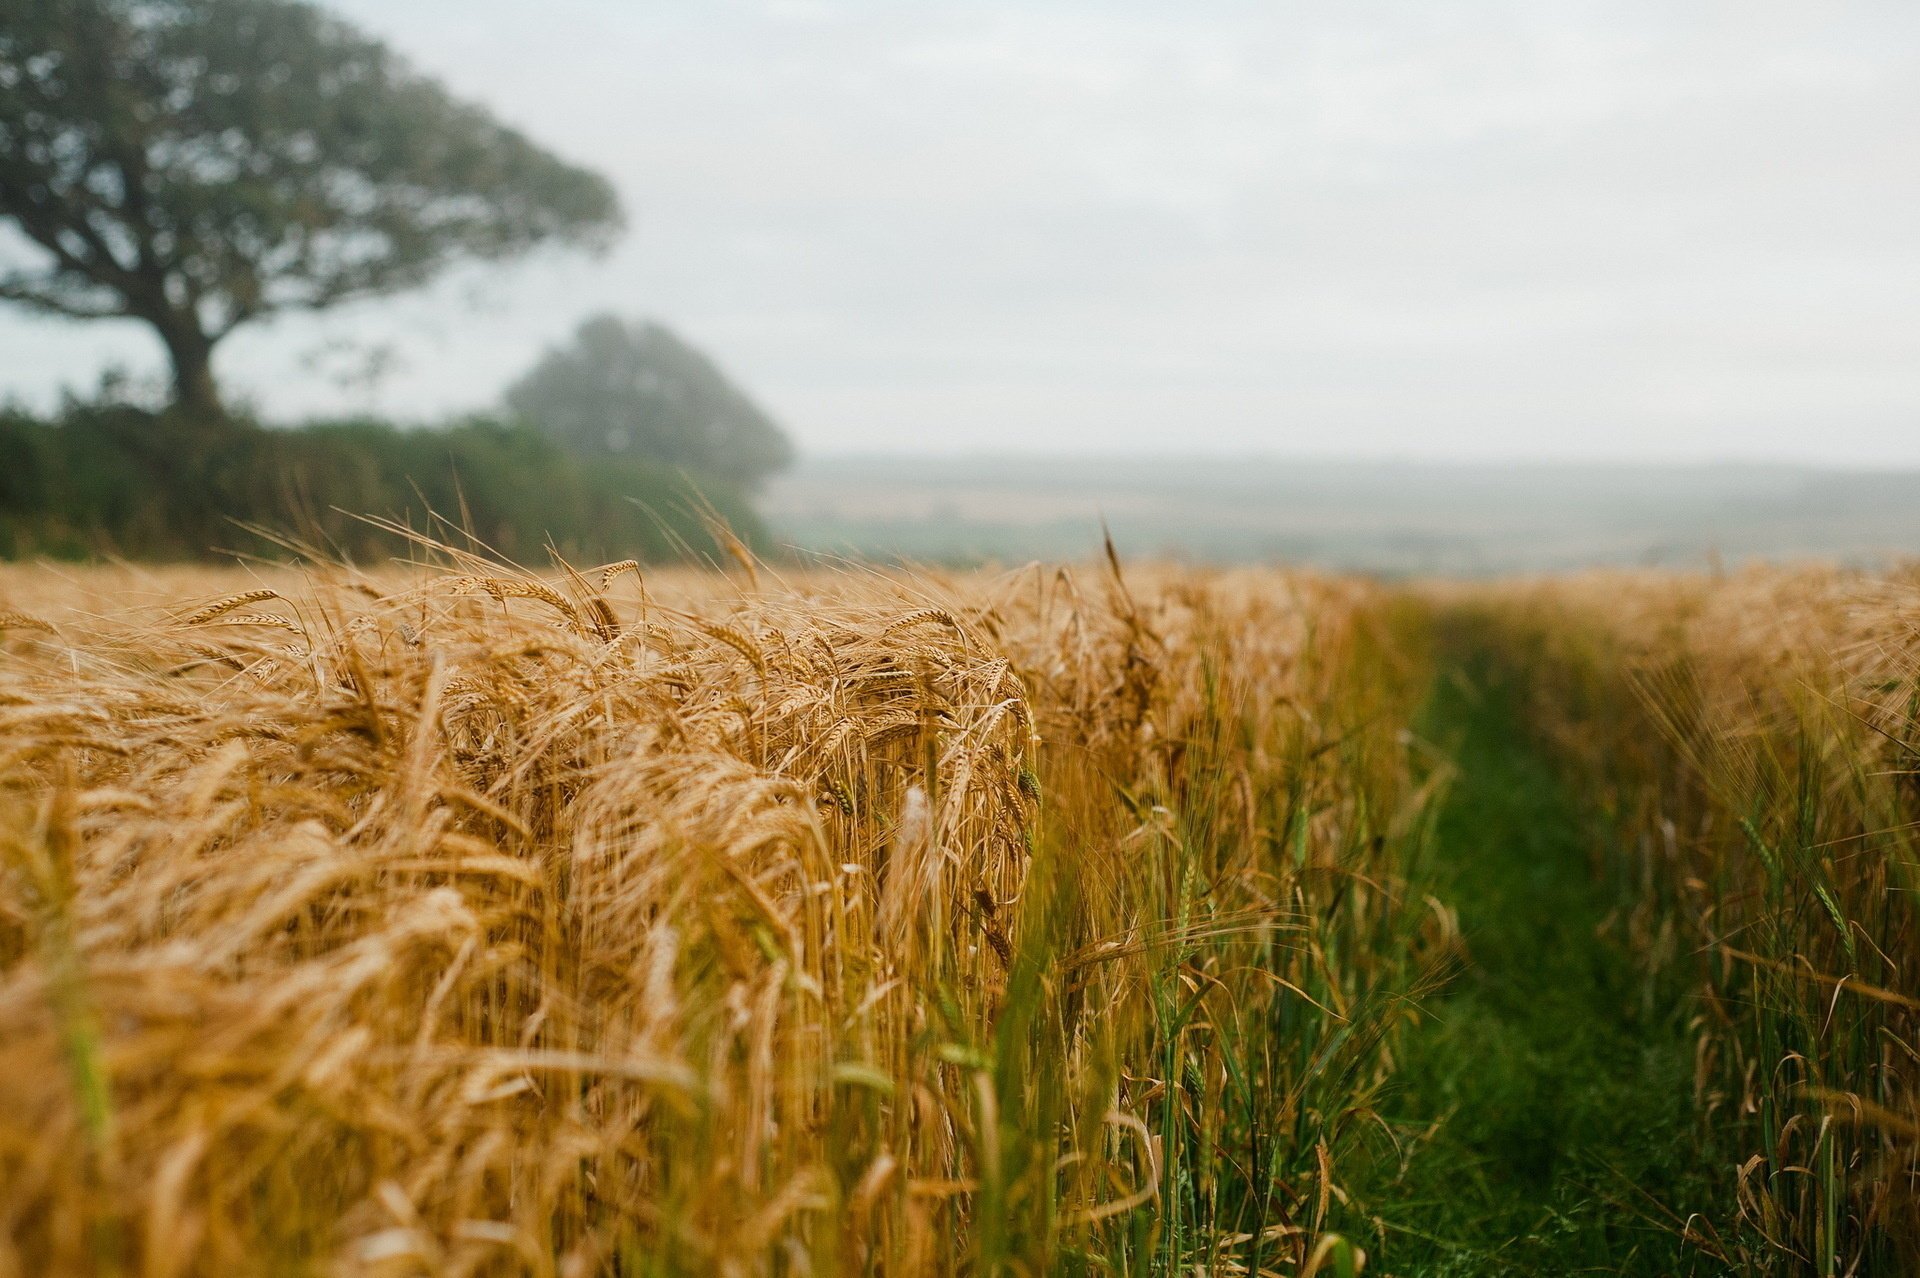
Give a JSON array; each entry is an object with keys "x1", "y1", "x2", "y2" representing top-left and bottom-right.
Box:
[
  {"x1": 0, "y1": 0, "x2": 622, "y2": 419},
  {"x1": 504, "y1": 314, "x2": 794, "y2": 491}
]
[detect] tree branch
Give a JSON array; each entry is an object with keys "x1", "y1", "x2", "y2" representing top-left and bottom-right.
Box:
[
  {"x1": 0, "y1": 160, "x2": 148, "y2": 294},
  {"x1": 0, "y1": 275, "x2": 127, "y2": 320}
]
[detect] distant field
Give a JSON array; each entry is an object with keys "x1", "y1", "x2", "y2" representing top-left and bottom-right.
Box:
[
  {"x1": 767, "y1": 454, "x2": 1920, "y2": 573},
  {"x1": 2, "y1": 554, "x2": 1917, "y2": 1274}
]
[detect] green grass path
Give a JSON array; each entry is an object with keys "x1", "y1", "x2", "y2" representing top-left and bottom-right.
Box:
[{"x1": 1347, "y1": 638, "x2": 1731, "y2": 1276}]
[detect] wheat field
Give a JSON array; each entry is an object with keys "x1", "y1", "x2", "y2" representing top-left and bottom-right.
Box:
[
  {"x1": 4, "y1": 553, "x2": 1919, "y2": 1275},
  {"x1": 1458, "y1": 567, "x2": 1920, "y2": 1272},
  {"x1": 0, "y1": 551, "x2": 1437, "y2": 1276}
]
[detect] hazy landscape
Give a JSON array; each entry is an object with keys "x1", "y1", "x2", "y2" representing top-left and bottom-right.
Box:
[{"x1": 770, "y1": 454, "x2": 1920, "y2": 572}]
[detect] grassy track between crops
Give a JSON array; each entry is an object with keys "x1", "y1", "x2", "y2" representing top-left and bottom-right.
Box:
[{"x1": 1346, "y1": 629, "x2": 1736, "y2": 1276}]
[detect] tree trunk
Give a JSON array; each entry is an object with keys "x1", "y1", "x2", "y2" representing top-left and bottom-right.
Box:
[{"x1": 156, "y1": 319, "x2": 226, "y2": 421}]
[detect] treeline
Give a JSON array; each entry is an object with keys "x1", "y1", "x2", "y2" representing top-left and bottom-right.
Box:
[{"x1": 0, "y1": 403, "x2": 767, "y2": 564}]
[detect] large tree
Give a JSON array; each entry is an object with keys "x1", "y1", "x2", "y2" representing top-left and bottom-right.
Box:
[
  {"x1": 505, "y1": 314, "x2": 794, "y2": 492},
  {"x1": 0, "y1": 0, "x2": 621, "y2": 418}
]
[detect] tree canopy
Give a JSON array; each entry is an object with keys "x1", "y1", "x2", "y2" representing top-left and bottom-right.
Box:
[
  {"x1": 504, "y1": 314, "x2": 794, "y2": 492},
  {"x1": 0, "y1": 0, "x2": 622, "y2": 417}
]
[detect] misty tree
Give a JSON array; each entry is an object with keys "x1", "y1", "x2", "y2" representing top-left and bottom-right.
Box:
[
  {"x1": 505, "y1": 314, "x2": 794, "y2": 491},
  {"x1": 0, "y1": 0, "x2": 622, "y2": 418}
]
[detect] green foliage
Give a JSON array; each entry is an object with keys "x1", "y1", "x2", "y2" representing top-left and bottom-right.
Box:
[
  {"x1": 0, "y1": 403, "x2": 766, "y2": 564},
  {"x1": 1337, "y1": 633, "x2": 1739, "y2": 1275},
  {"x1": 505, "y1": 314, "x2": 794, "y2": 490},
  {"x1": 0, "y1": 0, "x2": 622, "y2": 413}
]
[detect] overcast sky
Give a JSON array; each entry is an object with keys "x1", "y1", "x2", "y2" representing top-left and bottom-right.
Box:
[{"x1": 5, "y1": 1, "x2": 1918, "y2": 461}]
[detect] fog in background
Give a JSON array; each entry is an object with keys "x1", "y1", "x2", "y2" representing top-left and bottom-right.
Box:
[
  {"x1": 766, "y1": 455, "x2": 1920, "y2": 573},
  {"x1": 5, "y1": 0, "x2": 1918, "y2": 466}
]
